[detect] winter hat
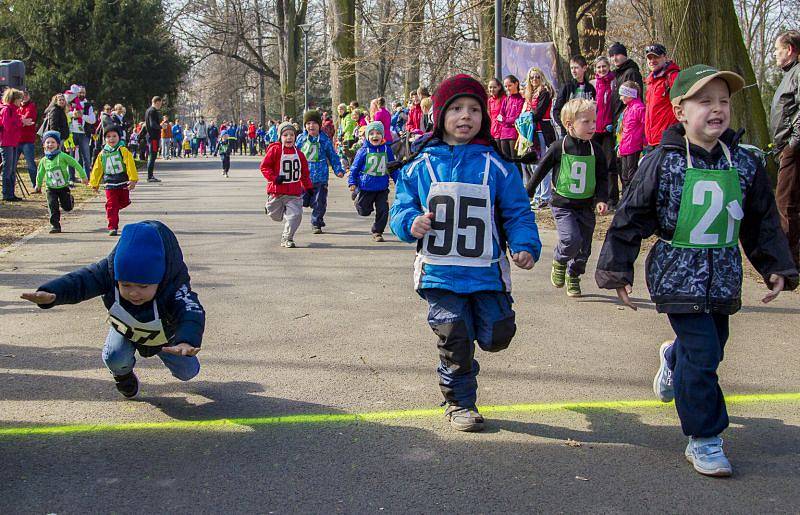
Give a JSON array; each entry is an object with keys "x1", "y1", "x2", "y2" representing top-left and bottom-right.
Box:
[
  {"x1": 431, "y1": 74, "x2": 491, "y2": 144},
  {"x1": 608, "y1": 42, "x2": 628, "y2": 57},
  {"x1": 114, "y1": 222, "x2": 166, "y2": 285},
  {"x1": 104, "y1": 125, "x2": 122, "y2": 138},
  {"x1": 42, "y1": 130, "x2": 61, "y2": 145},
  {"x1": 277, "y1": 121, "x2": 297, "y2": 136},
  {"x1": 670, "y1": 64, "x2": 744, "y2": 106},
  {"x1": 303, "y1": 110, "x2": 322, "y2": 127},
  {"x1": 365, "y1": 121, "x2": 384, "y2": 138}
]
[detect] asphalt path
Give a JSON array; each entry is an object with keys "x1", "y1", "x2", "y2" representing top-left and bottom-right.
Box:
[{"x1": 1, "y1": 155, "x2": 799, "y2": 513}]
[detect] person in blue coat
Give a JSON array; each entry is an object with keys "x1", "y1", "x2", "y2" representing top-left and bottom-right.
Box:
[
  {"x1": 296, "y1": 110, "x2": 345, "y2": 233},
  {"x1": 171, "y1": 121, "x2": 184, "y2": 158},
  {"x1": 390, "y1": 74, "x2": 541, "y2": 432},
  {"x1": 349, "y1": 121, "x2": 397, "y2": 241},
  {"x1": 20, "y1": 221, "x2": 205, "y2": 399}
]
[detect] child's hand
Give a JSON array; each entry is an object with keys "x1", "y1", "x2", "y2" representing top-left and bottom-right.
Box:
[
  {"x1": 411, "y1": 212, "x2": 435, "y2": 239},
  {"x1": 348, "y1": 185, "x2": 356, "y2": 192},
  {"x1": 81, "y1": 178, "x2": 89, "y2": 185},
  {"x1": 512, "y1": 251, "x2": 534, "y2": 269},
  {"x1": 127, "y1": 181, "x2": 137, "y2": 191},
  {"x1": 161, "y1": 343, "x2": 201, "y2": 356},
  {"x1": 92, "y1": 187, "x2": 99, "y2": 193},
  {"x1": 762, "y1": 274, "x2": 785, "y2": 304},
  {"x1": 336, "y1": 172, "x2": 345, "y2": 178},
  {"x1": 33, "y1": 187, "x2": 41, "y2": 194},
  {"x1": 616, "y1": 285, "x2": 637, "y2": 311},
  {"x1": 20, "y1": 291, "x2": 56, "y2": 305},
  {"x1": 596, "y1": 202, "x2": 608, "y2": 215}
]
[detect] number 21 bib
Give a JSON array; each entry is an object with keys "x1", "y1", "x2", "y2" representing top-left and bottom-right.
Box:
[
  {"x1": 420, "y1": 153, "x2": 494, "y2": 267},
  {"x1": 671, "y1": 140, "x2": 743, "y2": 248}
]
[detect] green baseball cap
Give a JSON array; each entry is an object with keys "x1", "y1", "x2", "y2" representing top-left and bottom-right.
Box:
[{"x1": 669, "y1": 64, "x2": 745, "y2": 106}]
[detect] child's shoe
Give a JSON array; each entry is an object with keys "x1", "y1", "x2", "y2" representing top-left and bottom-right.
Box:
[
  {"x1": 551, "y1": 261, "x2": 566, "y2": 288},
  {"x1": 566, "y1": 275, "x2": 582, "y2": 297},
  {"x1": 372, "y1": 233, "x2": 385, "y2": 242},
  {"x1": 49, "y1": 225, "x2": 61, "y2": 234},
  {"x1": 653, "y1": 340, "x2": 675, "y2": 402},
  {"x1": 685, "y1": 436, "x2": 732, "y2": 477},
  {"x1": 108, "y1": 229, "x2": 118, "y2": 237},
  {"x1": 284, "y1": 239, "x2": 296, "y2": 248},
  {"x1": 312, "y1": 226, "x2": 323, "y2": 234},
  {"x1": 444, "y1": 404, "x2": 485, "y2": 432},
  {"x1": 113, "y1": 371, "x2": 139, "y2": 399}
]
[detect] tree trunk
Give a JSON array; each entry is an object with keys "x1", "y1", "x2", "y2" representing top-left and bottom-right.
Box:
[
  {"x1": 254, "y1": 1, "x2": 267, "y2": 125},
  {"x1": 376, "y1": 0, "x2": 393, "y2": 96},
  {"x1": 478, "y1": 0, "x2": 494, "y2": 82},
  {"x1": 551, "y1": 0, "x2": 607, "y2": 84},
  {"x1": 276, "y1": 0, "x2": 306, "y2": 118},
  {"x1": 403, "y1": 0, "x2": 424, "y2": 98},
  {"x1": 330, "y1": 0, "x2": 356, "y2": 115},
  {"x1": 577, "y1": 0, "x2": 606, "y2": 61},
  {"x1": 655, "y1": 0, "x2": 771, "y2": 150}
]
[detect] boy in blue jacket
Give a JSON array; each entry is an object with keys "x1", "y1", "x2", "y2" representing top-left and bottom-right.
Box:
[
  {"x1": 349, "y1": 121, "x2": 397, "y2": 241},
  {"x1": 390, "y1": 74, "x2": 541, "y2": 432},
  {"x1": 21, "y1": 221, "x2": 205, "y2": 399},
  {"x1": 596, "y1": 66, "x2": 798, "y2": 476},
  {"x1": 296, "y1": 110, "x2": 345, "y2": 233}
]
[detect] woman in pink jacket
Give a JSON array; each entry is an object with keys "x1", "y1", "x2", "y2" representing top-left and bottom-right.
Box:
[
  {"x1": 591, "y1": 57, "x2": 617, "y2": 206},
  {"x1": 497, "y1": 75, "x2": 524, "y2": 159},
  {"x1": 617, "y1": 81, "x2": 646, "y2": 193},
  {"x1": 487, "y1": 77, "x2": 505, "y2": 146},
  {"x1": 1, "y1": 88, "x2": 24, "y2": 201},
  {"x1": 372, "y1": 97, "x2": 393, "y2": 143}
]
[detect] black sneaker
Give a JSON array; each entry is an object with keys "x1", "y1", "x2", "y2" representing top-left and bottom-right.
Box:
[
  {"x1": 49, "y1": 225, "x2": 62, "y2": 234},
  {"x1": 147, "y1": 177, "x2": 162, "y2": 183},
  {"x1": 444, "y1": 404, "x2": 485, "y2": 432},
  {"x1": 113, "y1": 372, "x2": 139, "y2": 398}
]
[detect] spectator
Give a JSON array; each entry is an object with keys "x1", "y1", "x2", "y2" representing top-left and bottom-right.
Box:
[
  {"x1": 523, "y1": 67, "x2": 557, "y2": 207},
  {"x1": 208, "y1": 121, "x2": 219, "y2": 155},
  {"x1": 160, "y1": 116, "x2": 173, "y2": 159},
  {"x1": 247, "y1": 120, "x2": 257, "y2": 155},
  {"x1": 643, "y1": 43, "x2": 680, "y2": 147},
  {"x1": 608, "y1": 42, "x2": 643, "y2": 209},
  {"x1": 194, "y1": 116, "x2": 209, "y2": 156},
  {"x1": 487, "y1": 77, "x2": 505, "y2": 146},
  {"x1": 0, "y1": 88, "x2": 24, "y2": 201},
  {"x1": 41, "y1": 94, "x2": 70, "y2": 144},
  {"x1": 172, "y1": 119, "x2": 184, "y2": 158},
  {"x1": 591, "y1": 57, "x2": 617, "y2": 207},
  {"x1": 373, "y1": 97, "x2": 393, "y2": 143},
  {"x1": 67, "y1": 85, "x2": 97, "y2": 183},
  {"x1": 406, "y1": 92, "x2": 423, "y2": 134},
  {"x1": 617, "y1": 81, "x2": 646, "y2": 193},
  {"x1": 390, "y1": 101, "x2": 408, "y2": 139},
  {"x1": 16, "y1": 90, "x2": 38, "y2": 188},
  {"x1": 420, "y1": 96, "x2": 434, "y2": 133},
  {"x1": 553, "y1": 55, "x2": 596, "y2": 132},
  {"x1": 112, "y1": 104, "x2": 128, "y2": 143},
  {"x1": 771, "y1": 30, "x2": 800, "y2": 267},
  {"x1": 144, "y1": 96, "x2": 163, "y2": 182},
  {"x1": 321, "y1": 112, "x2": 335, "y2": 141},
  {"x1": 498, "y1": 74, "x2": 525, "y2": 159}
]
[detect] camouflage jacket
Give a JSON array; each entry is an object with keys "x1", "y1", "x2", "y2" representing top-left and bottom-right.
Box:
[{"x1": 595, "y1": 125, "x2": 798, "y2": 314}]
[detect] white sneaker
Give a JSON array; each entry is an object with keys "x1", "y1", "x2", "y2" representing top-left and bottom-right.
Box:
[
  {"x1": 685, "y1": 436, "x2": 732, "y2": 477},
  {"x1": 654, "y1": 340, "x2": 674, "y2": 402}
]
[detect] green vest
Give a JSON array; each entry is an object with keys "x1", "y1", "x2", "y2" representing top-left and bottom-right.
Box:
[
  {"x1": 40, "y1": 153, "x2": 74, "y2": 189},
  {"x1": 101, "y1": 146, "x2": 129, "y2": 188},
  {"x1": 554, "y1": 138, "x2": 596, "y2": 199},
  {"x1": 671, "y1": 140, "x2": 743, "y2": 248}
]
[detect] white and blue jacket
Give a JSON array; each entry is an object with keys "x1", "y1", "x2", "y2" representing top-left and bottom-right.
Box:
[
  {"x1": 390, "y1": 140, "x2": 541, "y2": 294},
  {"x1": 349, "y1": 142, "x2": 397, "y2": 191},
  {"x1": 295, "y1": 131, "x2": 342, "y2": 184}
]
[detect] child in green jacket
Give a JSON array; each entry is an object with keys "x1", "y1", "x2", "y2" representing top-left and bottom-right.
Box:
[{"x1": 34, "y1": 130, "x2": 88, "y2": 233}]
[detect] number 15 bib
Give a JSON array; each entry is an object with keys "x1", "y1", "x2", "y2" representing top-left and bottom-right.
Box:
[
  {"x1": 420, "y1": 153, "x2": 494, "y2": 267},
  {"x1": 671, "y1": 140, "x2": 743, "y2": 249}
]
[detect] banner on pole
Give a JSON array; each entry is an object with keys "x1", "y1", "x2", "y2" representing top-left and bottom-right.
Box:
[{"x1": 501, "y1": 38, "x2": 559, "y2": 91}]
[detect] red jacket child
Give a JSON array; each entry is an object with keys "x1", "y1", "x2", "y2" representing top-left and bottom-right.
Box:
[{"x1": 260, "y1": 141, "x2": 312, "y2": 196}]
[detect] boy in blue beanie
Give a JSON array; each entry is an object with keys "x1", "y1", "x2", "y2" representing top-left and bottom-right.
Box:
[
  {"x1": 34, "y1": 131, "x2": 89, "y2": 233},
  {"x1": 21, "y1": 221, "x2": 205, "y2": 399},
  {"x1": 349, "y1": 120, "x2": 397, "y2": 241}
]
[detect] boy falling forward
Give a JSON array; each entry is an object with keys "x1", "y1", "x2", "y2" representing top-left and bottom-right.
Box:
[
  {"x1": 527, "y1": 98, "x2": 608, "y2": 297},
  {"x1": 89, "y1": 126, "x2": 138, "y2": 236},
  {"x1": 349, "y1": 121, "x2": 397, "y2": 242},
  {"x1": 34, "y1": 131, "x2": 89, "y2": 233},
  {"x1": 390, "y1": 74, "x2": 541, "y2": 432},
  {"x1": 596, "y1": 65, "x2": 798, "y2": 476}
]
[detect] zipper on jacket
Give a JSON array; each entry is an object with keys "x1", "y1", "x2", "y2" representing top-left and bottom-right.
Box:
[{"x1": 705, "y1": 248, "x2": 713, "y2": 313}]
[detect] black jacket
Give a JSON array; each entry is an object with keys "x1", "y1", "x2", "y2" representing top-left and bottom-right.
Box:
[
  {"x1": 770, "y1": 59, "x2": 800, "y2": 152},
  {"x1": 611, "y1": 59, "x2": 644, "y2": 128},
  {"x1": 145, "y1": 106, "x2": 162, "y2": 142},
  {"x1": 42, "y1": 103, "x2": 70, "y2": 142},
  {"x1": 527, "y1": 91, "x2": 557, "y2": 146},
  {"x1": 595, "y1": 125, "x2": 798, "y2": 314},
  {"x1": 527, "y1": 134, "x2": 608, "y2": 208},
  {"x1": 553, "y1": 79, "x2": 596, "y2": 130}
]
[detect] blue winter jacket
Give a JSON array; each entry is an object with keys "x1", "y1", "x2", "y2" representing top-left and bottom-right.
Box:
[
  {"x1": 36, "y1": 221, "x2": 206, "y2": 356},
  {"x1": 171, "y1": 124, "x2": 184, "y2": 142},
  {"x1": 349, "y1": 142, "x2": 397, "y2": 191},
  {"x1": 295, "y1": 131, "x2": 343, "y2": 184},
  {"x1": 390, "y1": 140, "x2": 541, "y2": 294},
  {"x1": 267, "y1": 126, "x2": 278, "y2": 143}
]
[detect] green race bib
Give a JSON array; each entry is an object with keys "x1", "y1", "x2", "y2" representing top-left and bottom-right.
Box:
[
  {"x1": 364, "y1": 151, "x2": 388, "y2": 176},
  {"x1": 554, "y1": 139, "x2": 596, "y2": 199},
  {"x1": 671, "y1": 141, "x2": 743, "y2": 249},
  {"x1": 301, "y1": 140, "x2": 320, "y2": 162}
]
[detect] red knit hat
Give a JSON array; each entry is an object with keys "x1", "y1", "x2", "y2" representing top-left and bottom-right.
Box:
[{"x1": 431, "y1": 74, "x2": 492, "y2": 145}]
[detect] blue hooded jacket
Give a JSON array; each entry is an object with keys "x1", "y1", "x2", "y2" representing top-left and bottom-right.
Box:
[
  {"x1": 171, "y1": 124, "x2": 184, "y2": 143},
  {"x1": 349, "y1": 141, "x2": 397, "y2": 191},
  {"x1": 36, "y1": 221, "x2": 205, "y2": 356},
  {"x1": 390, "y1": 140, "x2": 541, "y2": 294},
  {"x1": 295, "y1": 130, "x2": 343, "y2": 184}
]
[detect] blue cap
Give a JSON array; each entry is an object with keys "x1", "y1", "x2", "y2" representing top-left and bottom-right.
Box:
[
  {"x1": 114, "y1": 222, "x2": 166, "y2": 284},
  {"x1": 42, "y1": 130, "x2": 61, "y2": 144},
  {"x1": 365, "y1": 121, "x2": 384, "y2": 137}
]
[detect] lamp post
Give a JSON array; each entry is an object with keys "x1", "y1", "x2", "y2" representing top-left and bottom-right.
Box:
[
  {"x1": 298, "y1": 23, "x2": 311, "y2": 113},
  {"x1": 494, "y1": 0, "x2": 502, "y2": 80}
]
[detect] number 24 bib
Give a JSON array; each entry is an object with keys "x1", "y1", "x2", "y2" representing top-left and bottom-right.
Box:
[{"x1": 420, "y1": 153, "x2": 494, "y2": 267}]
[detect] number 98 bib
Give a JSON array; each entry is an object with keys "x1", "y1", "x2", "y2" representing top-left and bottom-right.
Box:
[{"x1": 280, "y1": 152, "x2": 302, "y2": 183}]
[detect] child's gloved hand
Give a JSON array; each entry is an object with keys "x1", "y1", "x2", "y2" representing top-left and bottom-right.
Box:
[
  {"x1": 762, "y1": 274, "x2": 785, "y2": 304},
  {"x1": 161, "y1": 343, "x2": 201, "y2": 357},
  {"x1": 20, "y1": 291, "x2": 56, "y2": 305},
  {"x1": 512, "y1": 251, "x2": 534, "y2": 269},
  {"x1": 275, "y1": 176, "x2": 285, "y2": 184},
  {"x1": 411, "y1": 212, "x2": 435, "y2": 239}
]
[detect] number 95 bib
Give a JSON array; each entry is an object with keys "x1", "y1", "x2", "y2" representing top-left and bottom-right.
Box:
[{"x1": 420, "y1": 153, "x2": 494, "y2": 267}]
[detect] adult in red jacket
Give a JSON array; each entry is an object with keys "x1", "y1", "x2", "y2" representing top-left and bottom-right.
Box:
[
  {"x1": 1, "y1": 88, "x2": 24, "y2": 201},
  {"x1": 406, "y1": 91, "x2": 423, "y2": 134},
  {"x1": 644, "y1": 44, "x2": 680, "y2": 147},
  {"x1": 247, "y1": 121, "x2": 257, "y2": 155},
  {"x1": 16, "y1": 91, "x2": 38, "y2": 188}
]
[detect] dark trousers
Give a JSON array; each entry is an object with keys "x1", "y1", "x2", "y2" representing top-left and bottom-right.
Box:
[
  {"x1": 551, "y1": 205, "x2": 596, "y2": 277},
  {"x1": 422, "y1": 289, "x2": 516, "y2": 407},
  {"x1": 47, "y1": 188, "x2": 74, "y2": 227},
  {"x1": 499, "y1": 138, "x2": 516, "y2": 160},
  {"x1": 1, "y1": 145, "x2": 17, "y2": 200},
  {"x1": 354, "y1": 188, "x2": 389, "y2": 234},
  {"x1": 147, "y1": 139, "x2": 159, "y2": 179},
  {"x1": 619, "y1": 152, "x2": 641, "y2": 196},
  {"x1": 593, "y1": 132, "x2": 619, "y2": 206},
  {"x1": 221, "y1": 153, "x2": 230, "y2": 174},
  {"x1": 303, "y1": 182, "x2": 329, "y2": 228},
  {"x1": 776, "y1": 145, "x2": 800, "y2": 267},
  {"x1": 666, "y1": 313, "x2": 730, "y2": 438}
]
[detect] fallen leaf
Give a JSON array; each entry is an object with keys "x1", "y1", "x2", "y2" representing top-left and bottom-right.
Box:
[
  {"x1": 309, "y1": 355, "x2": 317, "y2": 359},
  {"x1": 564, "y1": 439, "x2": 582, "y2": 447},
  {"x1": 575, "y1": 476, "x2": 590, "y2": 481},
  {"x1": 293, "y1": 313, "x2": 310, "y2": 320}
]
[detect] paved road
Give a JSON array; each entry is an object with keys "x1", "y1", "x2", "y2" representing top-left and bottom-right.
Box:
[{"x1": 1, "y1": 156, "x2": 799, "y2": 513}]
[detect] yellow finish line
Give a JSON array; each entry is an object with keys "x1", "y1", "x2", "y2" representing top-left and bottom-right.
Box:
[{"x1": 1, "y1": 392, "x2": 798, "y2": 437}]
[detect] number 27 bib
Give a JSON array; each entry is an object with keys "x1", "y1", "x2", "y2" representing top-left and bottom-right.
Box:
[{"x1": 420, "y1": 154, "x2": 494, "y2": 267}]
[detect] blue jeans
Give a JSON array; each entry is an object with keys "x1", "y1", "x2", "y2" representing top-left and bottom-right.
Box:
[
  {"x1": 302, "y1": 182, "x2": 329, "y2": 227},
  {"x1": 422, "y1": 289, "x2": 516, "y2": 407},
  {"x1": 71, "y1": 132, "x2": 92, "y2": 181},
  {"x1": 1, "y1": 146, "x2": 18, "y2": 200},
  {"x1": 101, "y1": 329, "x2": 200, "y2": 381},
  {"x1": 16, "y1": 142, "x2": 37, "y2": 187},
  {"x1": 665, "y1": 313, "x2": 730, "y2": 438}
]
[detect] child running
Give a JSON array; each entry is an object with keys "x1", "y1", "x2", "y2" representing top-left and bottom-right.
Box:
[
  {"x1": 34, "y1": 131, "x2": 89, "y2": 233},
  {"x1": 349, "y1": 121, "x2": 397, "y2": 242},
  {"x1": 296, "y1": 110, "x2": 345, "y2": 234},
  {"x1": 89, "y1": 126, "x2": 138, "y2": 236},
  {"x1": 527, "y1": 98, "x2": 608, "y2": 297},
  {"x1": 260, "y1": 122, "x2": 312, "y2": 248},
  {"x1": 20, "y1": 221, "x2": 205, "y2": 398},
  {"x1": 596, "y1": 65, "x2": 798, "y2": 477},
  {"x1": 390, "y1": 74, "x2": 541, "y2": 432},
  {"x1": 219, "y1": 133, "x2": 236, "y2": 177}
]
